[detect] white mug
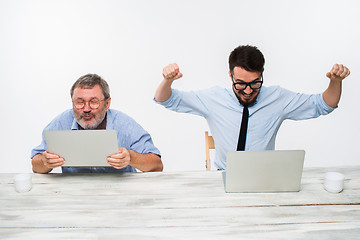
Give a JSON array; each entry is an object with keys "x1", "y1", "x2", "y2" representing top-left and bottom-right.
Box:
[
  {"x1": 324, "y1": 172, "x2": 345, "y2": 193},
  {"x1": 13, "y1": 173, "x2": 33, "y2": 193}
]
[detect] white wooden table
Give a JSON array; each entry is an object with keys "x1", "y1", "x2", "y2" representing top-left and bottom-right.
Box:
[{"x1": 1, "y1": 167, "x2": 359, "y2": 239}]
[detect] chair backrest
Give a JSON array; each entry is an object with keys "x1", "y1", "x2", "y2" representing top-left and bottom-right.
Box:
[{"x1": 205, "y1": 131, "x2": 215, "y2": 171}]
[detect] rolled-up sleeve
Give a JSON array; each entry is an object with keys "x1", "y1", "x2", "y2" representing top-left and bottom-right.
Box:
[
  {"x1": 155, "y1": 88, "x2": 210, "y2": 117},
  {"x1": 129, "y1": 129, "x2": 161, "y2": 156},
  {"x1": 281, "y1": 89, "x2": 336, "y2": 120}
]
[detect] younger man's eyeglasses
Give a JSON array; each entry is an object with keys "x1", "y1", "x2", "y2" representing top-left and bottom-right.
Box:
[{"x1": 232, "y1": 74, "x2": 263, "y2": 91}]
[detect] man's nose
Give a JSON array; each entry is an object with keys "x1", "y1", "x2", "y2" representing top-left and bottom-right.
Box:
[
  {"x1": 83, "y1": 102, "x2": 92, "y2": 112},
  {"x1": 243, "y1": 85, "x2": 253, "y2": 94}
]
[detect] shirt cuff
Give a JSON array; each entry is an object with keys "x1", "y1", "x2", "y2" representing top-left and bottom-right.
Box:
[
  {"x1": 153, "y1": 88, "x2": 177, "y2": 107},
  {"x1": 319, "y1": 93, "x2": 337, "y2": 113}
]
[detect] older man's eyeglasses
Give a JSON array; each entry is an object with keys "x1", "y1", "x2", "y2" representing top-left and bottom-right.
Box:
[
  {"x1": 232, "y1": 75, "x2": 263, "y2": 91},
  {"x1": 72, "y1": 98, "x2": 106, "y2": 109}
]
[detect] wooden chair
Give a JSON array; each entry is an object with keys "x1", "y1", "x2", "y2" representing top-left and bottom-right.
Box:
[{"x1": 205, "y1": 131, "x2": 215, "y2": 171}]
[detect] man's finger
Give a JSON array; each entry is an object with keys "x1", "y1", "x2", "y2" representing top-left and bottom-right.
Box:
[
  {"x1": 107, "y1": 158, "x2": 128, "y2": 169},
  {"x1": 110, "y1": 151, "x2": 128, "y2": 159},
  {"x1": 45, "y1": 157, "x2": 65, "y2": 168},
  {"x1": 339, "y1": 69, "x2": 347, "y2": 78},
  {"x1": 44, "y1": 151, "x2": 60, "y2": 159},
  {"x1": 326, "y1": 72, "x2": 331, "y2": 79},
  {"x1": 47, "y1": 157, "x2": 64, "y2": 163}
]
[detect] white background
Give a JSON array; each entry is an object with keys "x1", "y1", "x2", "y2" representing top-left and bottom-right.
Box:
[{"x1": 0, "y1": 0, "x2": 359, "y2": 173}]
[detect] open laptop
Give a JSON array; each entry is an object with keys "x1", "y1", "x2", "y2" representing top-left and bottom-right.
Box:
[
  {"x1": 223, "y1": 150, "x2": 305, "y2": 193},
  {"x1": 44, "y1": 130, "x2": 119, "y2": 167}
]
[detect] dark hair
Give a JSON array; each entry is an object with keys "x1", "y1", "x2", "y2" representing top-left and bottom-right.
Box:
[
  {"x1": 228, "y1": 45, "x2": 265, "y2": 74},
  {"x1": 70, "y1": 74, "x2": 110, "y2": 99}
]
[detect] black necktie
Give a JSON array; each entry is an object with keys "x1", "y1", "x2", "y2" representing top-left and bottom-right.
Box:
[{"x1": 237, "y1": 105, "x2": 249, "y2": 151}]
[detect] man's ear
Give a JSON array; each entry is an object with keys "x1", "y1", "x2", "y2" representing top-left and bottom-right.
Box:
[{"x1": 106, "y1": 97, "x2": 111, "y2": 111}]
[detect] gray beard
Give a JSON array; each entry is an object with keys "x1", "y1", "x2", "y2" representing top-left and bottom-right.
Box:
[{"x1": 75, "y1": 109, "x2": 107, "y2": 130}]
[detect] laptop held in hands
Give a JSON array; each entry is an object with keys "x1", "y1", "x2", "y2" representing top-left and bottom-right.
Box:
[{"x1": 44, "y1": 130, "x2": 119, "y2": 167}]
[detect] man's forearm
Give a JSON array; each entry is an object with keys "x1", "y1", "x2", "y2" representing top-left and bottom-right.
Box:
[
  {"x1": 322, "y1": 79, "x2": 342, "y2": 108},
  {"x1": 32, "y1": 153, "x2": 52, "y2": 174},
  {"x1": 154, "y1": 79, "x2": 174, "y2": 102},
  {"x1": 129, "y1": 151, "x2": 163, "y2": 172}
]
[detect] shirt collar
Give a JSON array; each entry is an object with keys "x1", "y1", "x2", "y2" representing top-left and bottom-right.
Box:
[
  {"x1": 71, "y1": 118, "x2": 79, "y2": 130},
  {"x1": 105, "y1": 109, "x2": 113, "y2": 129}
]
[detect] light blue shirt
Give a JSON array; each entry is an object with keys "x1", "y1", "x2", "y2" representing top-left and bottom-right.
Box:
[
  {"x1": 156, "y1": 85, "x2": 335, "y2": 170},
  {"x1": 31, "y1": 109, "x2": 161, "y2": 173}
]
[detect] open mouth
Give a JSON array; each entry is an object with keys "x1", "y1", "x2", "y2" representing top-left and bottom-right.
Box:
[{"x1": 240, "y1": 91, "x2": 253, "y2": 100}]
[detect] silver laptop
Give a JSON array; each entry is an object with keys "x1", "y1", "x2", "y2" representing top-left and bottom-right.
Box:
[
  {"x1": 223, "y1": 150, "x2": 305, "y2": 193},
  {"x1": 44, "y1": 130, "x2": 119, "y2": 167}
]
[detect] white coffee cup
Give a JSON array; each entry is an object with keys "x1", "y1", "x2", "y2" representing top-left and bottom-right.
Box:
[
  {"x1": 324, "y1": 172, "x2": 345, "y2": 193},
  {"x1": 13, "y1": 173, "x2": 33, "y2": 193}
]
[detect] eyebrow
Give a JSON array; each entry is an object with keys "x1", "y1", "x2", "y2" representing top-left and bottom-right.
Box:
[{"x1": 73, "y1": 97, "x2": 100, "y2": 101}]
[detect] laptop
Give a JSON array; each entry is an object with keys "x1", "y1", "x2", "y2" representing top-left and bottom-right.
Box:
[
  {"x1": 44, "y1": 130, "x2": 119, "y2": 167},
  {"x1": 223, "y1": 150, "x2": 305, "y2": 193}
]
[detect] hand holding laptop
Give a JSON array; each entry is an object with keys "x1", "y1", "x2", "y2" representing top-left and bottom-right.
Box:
[
  {"x1": 41, "y1": 147, "x2": 129, "y2": 170},
  {"x1": 41, "y1": 150, "x2": 66, "y2": 169},
  {"x1": 107, "y1": 147, "x2": 131, "y2": 169}
]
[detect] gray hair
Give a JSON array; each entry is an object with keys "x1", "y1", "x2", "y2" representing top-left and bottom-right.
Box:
[{"x1": 70, "y1": 74, "x2": 110, "y2": 99}]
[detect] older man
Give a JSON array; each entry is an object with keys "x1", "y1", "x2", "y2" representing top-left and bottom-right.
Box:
[{"x1": 32, "y1": 74, "x2": 163, "y2": 173}]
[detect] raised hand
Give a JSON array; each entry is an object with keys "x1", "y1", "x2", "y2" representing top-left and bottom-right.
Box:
[
  {"x1": 162, "y1": 63, "x2": 183, "y2": 81},
  {"x1": 326, "y1": 64, "x2": 350, "y2": 82}
]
